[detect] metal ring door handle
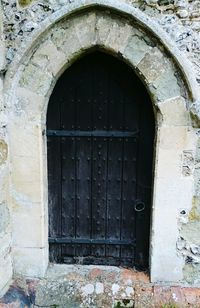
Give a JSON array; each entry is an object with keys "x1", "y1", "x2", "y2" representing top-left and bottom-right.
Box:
[{"x1": 134, "y1": 201, "x2": 145, "y2": 212}]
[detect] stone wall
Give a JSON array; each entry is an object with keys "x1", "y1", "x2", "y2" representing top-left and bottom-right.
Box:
[
  {"x1": 0, "y1": 1, "x2": 12, "y2": 296},
  {"x1": 1, "y1": 0, "x2": 200, "y2": 85},
  {"x1": 0, "y1": 0, "x2": 200, "y2": 295},
  {"x1": 2, "y1": 267, "x2": 200, "y2": 307}
]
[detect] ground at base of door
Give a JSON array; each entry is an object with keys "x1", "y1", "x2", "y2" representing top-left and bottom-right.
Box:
[{"x1": 0, "y1": 265, "x2": 200, "y2": 307}]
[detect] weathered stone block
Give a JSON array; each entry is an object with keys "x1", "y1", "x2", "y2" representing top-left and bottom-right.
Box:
[
  {"x1": 151, "y1": 214, "x2": 184, "y2": 282},
  {"x1": 12, "y1": 181, "x2": 43, "y2": 205},
  {"x1": 123, "y1": 33, "x2": 153, "y2": 67},
  {"x1": 158, "y1": 96, "x2": 189, "y2": 126},
  {"x1": 0, "y1": 233, "x2": 11, "y2": 258},
  {"x1": 11, "y1": 154, "x2": 41, "y2": 187},
  {"x1": 19, "y1": 63, "x2": 53, "y2": 96},
  {"x1": 150, "y1": 66, "x2": 181, "y2": 102},
  {"x1": 96, "y1": 14, "x2": 132, "y2": 53},
  {"x1": 9, "y1": 123, "x2": 41, "y2": 158},
  {"x1": 138, "y1": 48, "x2": 168, "y2": 83},
  {"x1": 158, "y1": 126, "x2": 196, "y2": 151},
  {"x1": 155, "y1": 148, "x2": 181, "y2": 179},
  {"x1": 0, "y1": 254, "x2": 12, "y2": 297},
  {"x1": 73, "y1": 12, "x2": 97, "y2": 48},
  {"x1": 10, "y1": 124, "x2": 41, "y2": 180},
  {"x1": 153, "y1": 177, "x2": 193, "y2": 213},
  {"x1": 32, "y1": 40, "x2": 66, "y2": 77},
  {"x1": 12, "y1": 202, "x2": 45, "y2": 247},
  {"x1": 0, "y1": 202, "x2": 9, "y2": 234},
  {"x1": 182, "y1": 150, "x2": 195, "y2": 176},
  {"x1": 51, "y1": 20, "x2": 82, "y2": 61},
  {"x1": 15, "y1": 87, "x2": 44, "y2": 121},
  {"x1": 13, "y1": 246, "x2": 48, "y2": 277}
]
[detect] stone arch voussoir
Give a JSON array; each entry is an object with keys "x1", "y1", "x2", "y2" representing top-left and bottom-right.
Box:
[{"x1": 12, "y1": 8, "x2": 191, "y2": 128}]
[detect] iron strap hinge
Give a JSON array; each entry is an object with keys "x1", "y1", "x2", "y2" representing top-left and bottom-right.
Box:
[
  {"x1": 49, "y1": 237, "x2": 136, "y2": 246},
  {"x1": 46, "y1": 130, "x2": 139, "y2": 138}
]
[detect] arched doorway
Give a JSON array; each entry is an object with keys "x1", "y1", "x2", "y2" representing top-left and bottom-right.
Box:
[{"x1": 47, "y1": 51, "x2": 155, "y2": 270}]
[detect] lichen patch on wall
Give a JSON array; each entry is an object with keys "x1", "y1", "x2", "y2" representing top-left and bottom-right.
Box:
[
  {"x1": 0, "y1": 202, "x2": 9, "y2": 234},
  {"x1": 0, "y1": 139, "x2": 7, "y2": 165},
  {"x1": 18, "y1": 0, "x2": 34, "y2": 8}
]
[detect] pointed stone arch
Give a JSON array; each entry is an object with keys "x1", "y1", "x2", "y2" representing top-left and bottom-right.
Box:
[{"x1": 5, "y1": 1, "x2": 199, "y2": 282}]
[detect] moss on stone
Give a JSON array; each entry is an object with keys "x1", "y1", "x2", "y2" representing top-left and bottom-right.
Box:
[
  {"x1": 18, "y1": 0, "x2": 33, "y2": 7},
  {"x1": 188, "y1": 197, "x2": 200, "y2": 222},
  {"x1": 114, "y1": 299, "x2": 134, "y2": 308},
  {"x1": 180, "y1": 221, "x2": 200, "y2": 246},
  {"x1": 183, "y1": 264, "x2": 200, "y2": 284},
  {"x1": 0, "y1": 139, "x2": 8, "y2": 165}
]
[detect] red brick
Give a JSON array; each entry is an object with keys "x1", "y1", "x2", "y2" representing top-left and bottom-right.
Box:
[
  {"x1": 154, "y1": 286, "x2": 171, "y2": 305},
  {"x1": 134, "y1": 285, "x2": 153, "y2": 307},
  {"x1": 120, "y1": 269, "x2": 149, "y2": 283},
  {"x1": 170, "y1": 286, "x2": 185, "y2": 304},
  {"x1": 184, "y1": 287, "x2": 200, "y2": 305},
  {"x1": 105, "y1": 271, "x2": 117, "y2": 283},
  {"x1": 89, "y1": 268, "x2": 103, "y2": 280},
  {"x1": 66, "y1": 272, "x2": 85, "y2": 282}
]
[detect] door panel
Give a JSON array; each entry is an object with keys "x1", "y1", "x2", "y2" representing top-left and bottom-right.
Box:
[{"x1": 47, "y1": 51, "x2": 155, "y2": 269}]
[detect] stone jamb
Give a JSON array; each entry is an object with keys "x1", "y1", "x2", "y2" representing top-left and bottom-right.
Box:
[
  {"x1": 0, "y1": 0, "x2": 13, "y2": 296},
  {"x1": 4, "y1": 4, "x2": 199, "y2": 284}
]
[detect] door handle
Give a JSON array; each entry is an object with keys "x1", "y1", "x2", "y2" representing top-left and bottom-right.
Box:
[{"x1": 134, "y1": 200, "x2": 145, "y2": 212}]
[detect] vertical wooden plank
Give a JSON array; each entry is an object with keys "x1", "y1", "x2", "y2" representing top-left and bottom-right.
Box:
[
  {"x1": 92, "y1": 65, "x2": 108, "y2": 131},
  {"x1": 47, "y1": 137, "x2": 62, "y2": 262},
  {"x1": 76, "y1": 72, "x2": 93, "y2": 132},
  {"x1": 108, "y1": 83, "x2": 123, "y2": 131},
  {"x1": 75, "y1": 137, "x2": 91, "y2": 258},
  {"x1": 60, "y1": 86, "x2": 76, "y2": 130},
  {"x1": 121, "y1": 137, "x2": 137, "y2": 262},
  {"x1": 91, "y1": 137, "x2": 107, "y2": 258},
  {"x1": 106, "y1": 138, "x2": 123, "y2": 261},
  {"x1": 74, "y1": 70, "x2": 93, "y2": 260},
  {"x1": 90, "y1": 66, "x2": 108, "y2": 258},
  {"x1": 59, "y1": 81, "x2": 77, "y2": 261},
  {"x1": 47, "y1": 75, "x2": 62, "y2": 262},
  {"x1": 120, "y1": 94, "x2": 139, "y2": 265},
  {"x1": 124, "y1": 96, "x2": 139, "y2": 132},
  {"x1": 105, "y1": 77, "x2": 123, "y2": 264},
  {"x1": 61, "y1": 137, "x2": 76, "y2": 259}
]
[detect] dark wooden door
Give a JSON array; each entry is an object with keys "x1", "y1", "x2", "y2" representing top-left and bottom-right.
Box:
[{"x1": 47, "y1": 52, "x2": 155, "y2": 269}]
